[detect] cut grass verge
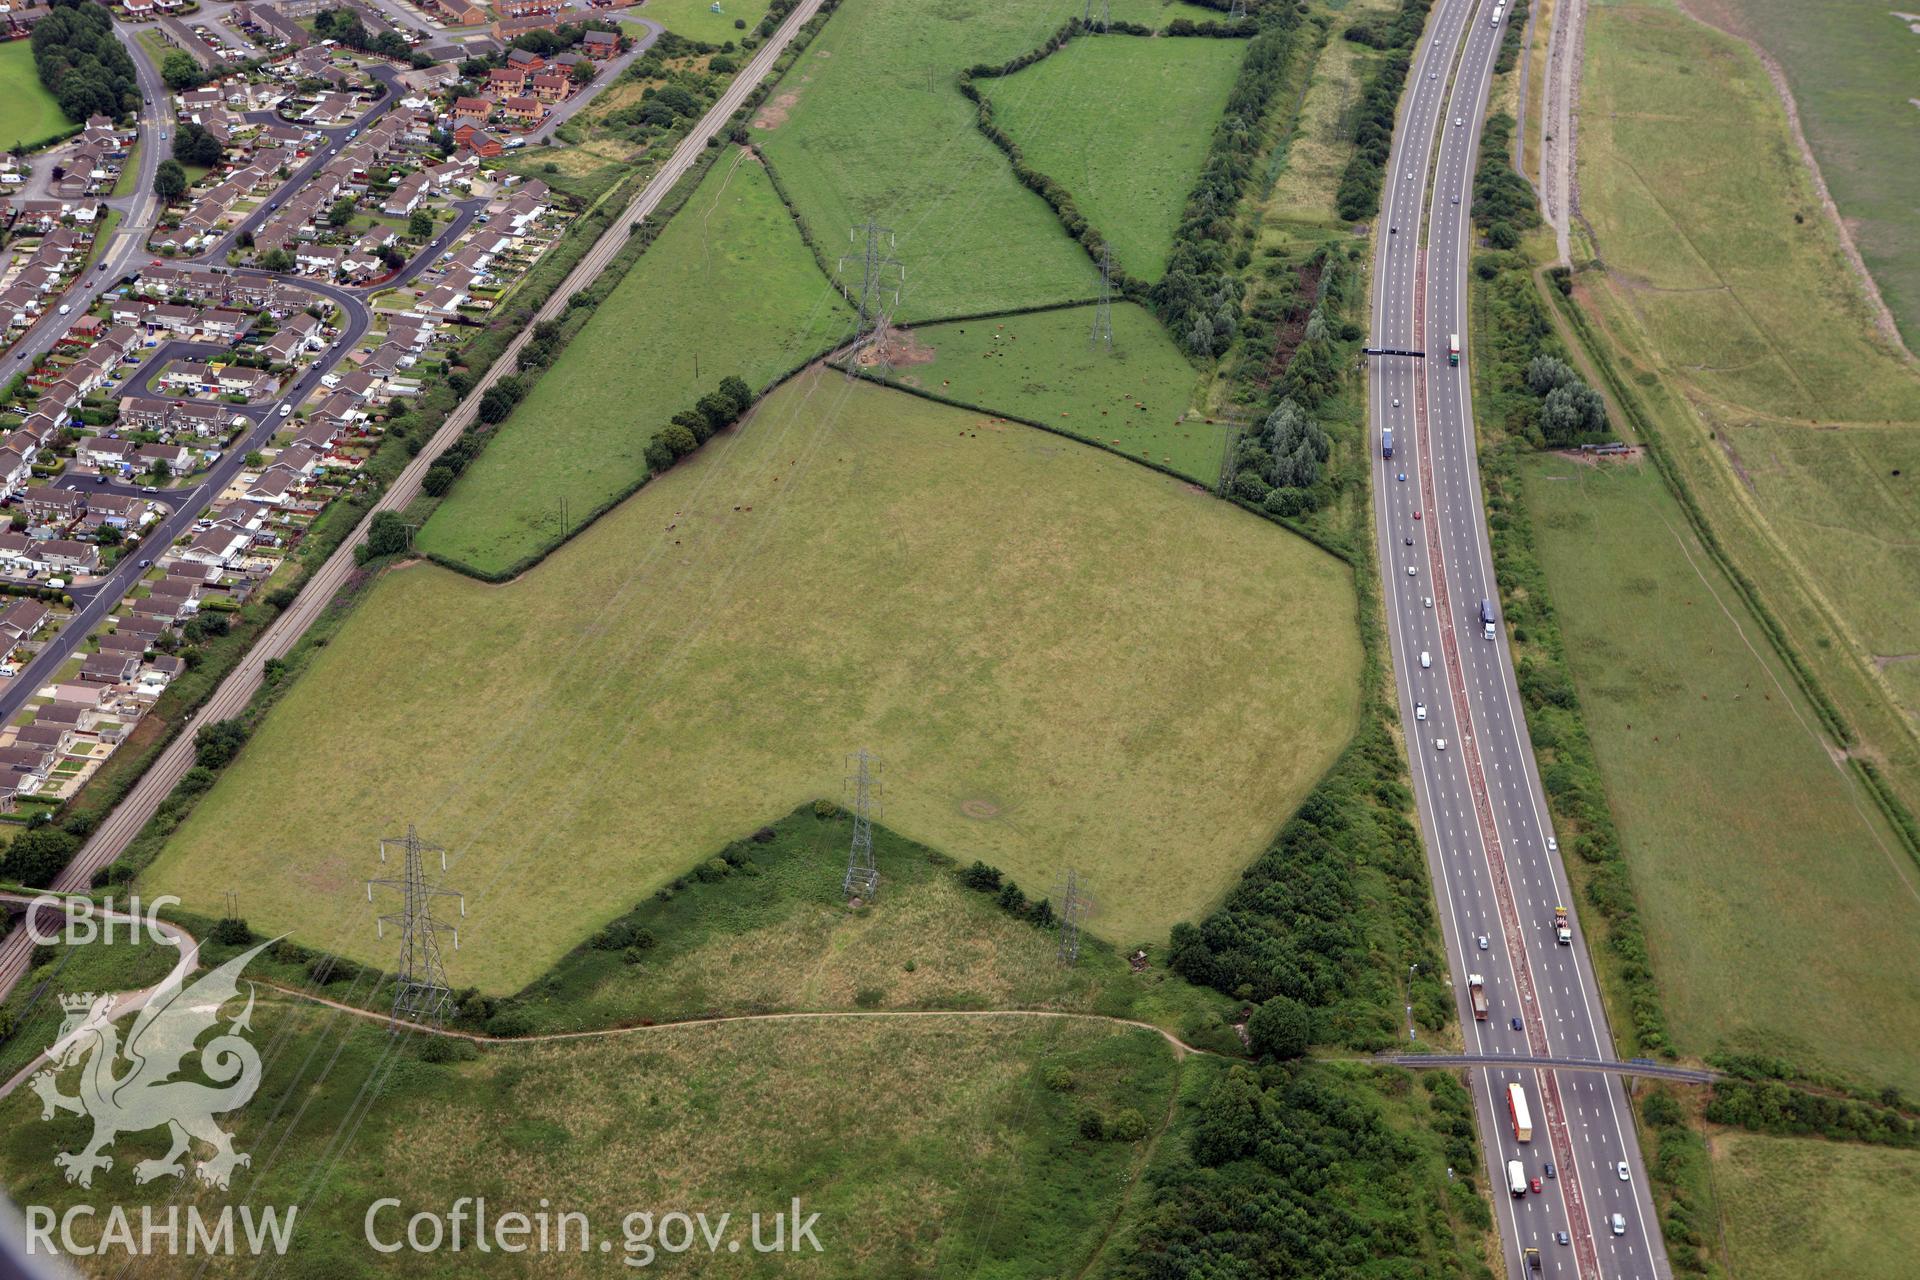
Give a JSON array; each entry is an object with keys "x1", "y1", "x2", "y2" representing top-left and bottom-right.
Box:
[{"x1": 147, "y1": 372, "x2": 1362, "y2": 992}]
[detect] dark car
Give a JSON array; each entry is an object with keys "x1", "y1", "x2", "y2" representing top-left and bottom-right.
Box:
[
  {"x1": 1510, "y1": 1017, "x2": 1523, "y2": 1031},
  {"x1": 1545, "y1": 1162, "x2": 1555, "y2": 1180}
]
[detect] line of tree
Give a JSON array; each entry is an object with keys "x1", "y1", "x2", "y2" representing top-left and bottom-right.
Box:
[
  {"x1": 1151, "y1": 7, "x2": 1306, "y2": 356},
  {"x1": 1471, "y1": 112, "x2": 1539, "y2": 249},
  {"x1": 1168, "y1": 717, "x2": 1451, "y2": 1051},
  {"x1": 1704, "y1": 1079, "x2": 1917, "y2": 1149},
  {"x1": 959, "y1": 21, "x2": 1149, "y2": 292},
  {"x1": 1334, "y1": 0, "x2": 1432, "y2": 222},
  {"x1": 643, "y1": 376, "x2": 756, "y2": 473},
  {"x1": 30, "y1": 0, "x2": 140, "y2": 124}
]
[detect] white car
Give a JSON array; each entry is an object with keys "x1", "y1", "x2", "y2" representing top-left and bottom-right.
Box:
[
  {"x1": 1407, "y1": 565, "x2": 1418, "y2": 577},
  {"x1": 1617, "y1": 1161, "x2": 1631, "y2": 1181},
  {"x1": 1547, "y1": 836, "x2": 1559, "y2": 853},
  {"x1": 1419, "y1": 651, "x2": 1432, "y2": 669},
  {"x1": 58, "y1": 304, "x2": 71, "y2": 316},
  {"x1": 1476, "y1": 934, "x2": 1489, "y2": 950},
  {"x1": 278, "y1": 403, "x2": 293, "y2": 418},
  {"x1": 1415, "y1": 702, "x2": 1427, "y2": 721},
  {"x1": 1610, "y1": 1214, "x2": 1626, "y2": 1236},
  {"x1": 1423, "y1": 596, "x2": 1433, "y2": 608},
  {"x1": 1455, "y1": 117, "x2": 1464, "y2": 127},
  {"x1": 1434, "y1": 738, "x2": 1447, "y2": 751}
]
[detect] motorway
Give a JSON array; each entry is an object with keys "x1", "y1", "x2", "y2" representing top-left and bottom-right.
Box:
[
  {"x1": 1368, "y1": 1, "x2": 1669, "y2": 1277},
  {"x1": 0, "y1": 0, "x2": 830, "y2": 1001}
]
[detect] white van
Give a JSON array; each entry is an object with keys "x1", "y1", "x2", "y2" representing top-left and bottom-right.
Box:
[{"x1": 1420, "y1": 651, "x2": 1432, "y2": 669}]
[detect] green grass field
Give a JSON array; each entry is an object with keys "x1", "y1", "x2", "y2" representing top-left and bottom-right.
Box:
[
  {"x1": 415, "y1": 148, "x2": 855, "y2": 576},
  {"x1": 1712, "y1": 1131, "x2": 1920, "y2": 1280},
  {"x1": 0, "y1": 43, "x2": 70, "y2": 152},
  {"x1": 1576, "y1": 0, "x2": 1920, "y2": 810},
  {"x1": 754, "y1": 0, "x2": 1222, "y2": 320},
  {"x1": 887, "y1": 302, "x2": 1224, "y2": 481},
  {"x1": 505, "y1": 803, "x2": 1237, "y2": 1044},
  {"x1": 1682, "y1": 0, "x2": 1920, "y2": 349},
  {"x1": 0, "y1": 996, "x2": 1183, "y2": 1278},
  {"x1": 1523, "y1": 454, "x2": 1920, "y2": 1093},
  {"x1": 639, "y1": 0, "x2": 773, "y2": 44},
  {"x1": 986, "y1": 35, "x2": 1246, "y2": 280},
  {"x1": 148, "y1": 373, "x2": 1362, "y2": 992}
]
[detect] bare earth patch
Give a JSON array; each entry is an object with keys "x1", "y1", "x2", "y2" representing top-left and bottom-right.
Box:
[{"x1": 753, "y1": 91, "x2": 799, "y2": 130}]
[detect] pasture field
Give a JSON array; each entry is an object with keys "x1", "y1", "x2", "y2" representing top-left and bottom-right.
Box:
[
  {"x1": 0, "y1": 43, "x2": 69, "y2": 152},
  {"x1": 753, "y1": 0, "x2": 1221, "y2": 320},
  {"x1": 0, "y1": 997, "x2": 1183, "y2": 1278},
  {"x1": 890, "y1": 302, "x2": 1224, "y2": 481},
  {"x1": 1680, "y1": 0, "x2": 1920, "y2": 349},
  {"x1": 511, "y1": 804, "x2": 1237, "y2": 1044},
  {"x1": 1523, "y1": 454, "x2": 1920, "y2": 1094},
  {"x1": 148, "y1": 373, "x2": 1362, "y2": 992},
  {"x1": 985, "y1": 35, "x2": 1247, "y2": 280},
  {"x1": 639, "y1": 0, "x2": 774, "y2": 44},
  {"x1": 1574, "y1": 0, "x2": 1920, "y2": 809},
  {"x1": 1711, "y1": 1131, "x2": 1920, "y2": 1280},
  {"x1": 415, "y1": 148, "x2": 855, "y2": 577},
  {"x1": 1579, "y1": 1, "x2": 1920, "y2": 424}
]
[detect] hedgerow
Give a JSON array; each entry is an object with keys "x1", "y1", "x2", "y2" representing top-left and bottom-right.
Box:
[{"x1": 1152, "y1": 8, "x2": 1308, "y2": 355}]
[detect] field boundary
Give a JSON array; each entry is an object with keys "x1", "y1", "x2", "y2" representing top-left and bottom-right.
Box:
[
  {"x1": 960, "y1": 19, "x2": 1252, "y2": 291},
  {"x1": 1547, "y1": 274, "x2": 1920, "y2": 872}
]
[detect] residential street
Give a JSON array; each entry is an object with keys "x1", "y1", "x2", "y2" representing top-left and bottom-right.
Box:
[{"x1": 0, "y1": 0, "x2": 831, "y2": 1006}]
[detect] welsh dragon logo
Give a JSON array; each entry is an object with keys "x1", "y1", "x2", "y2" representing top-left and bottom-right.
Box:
[{"x1": 29, "y1": 940, "x2": 277, "y2": 1191}]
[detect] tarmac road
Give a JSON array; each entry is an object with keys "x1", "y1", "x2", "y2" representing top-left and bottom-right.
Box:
[{"x1": 1368, "y1": 1, "x2": 1670, "y2": 1276}]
